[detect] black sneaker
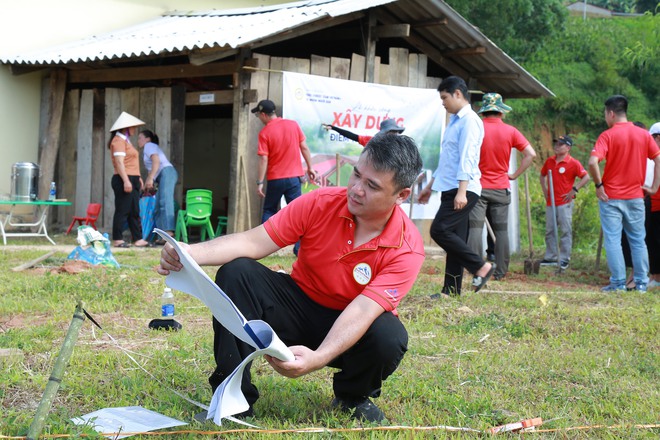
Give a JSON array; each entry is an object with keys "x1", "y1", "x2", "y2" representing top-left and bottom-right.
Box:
[
  {"x1": 540, "y1": 259, "x2": 557, "y2": 266},
  {"x1": 332, "y1": 396, "x2": 386, "y2": 423},
  {"x1": 559, "y1": 260, "x2": 569, "y2": 270}
]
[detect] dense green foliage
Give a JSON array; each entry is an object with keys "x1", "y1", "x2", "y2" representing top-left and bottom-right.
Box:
[
  {"x1": 444, "y1": 0, "x2": 568, "y2": 62},
  {"x1": 515, "y1": 14, "x2": 659, "y2": 142}
]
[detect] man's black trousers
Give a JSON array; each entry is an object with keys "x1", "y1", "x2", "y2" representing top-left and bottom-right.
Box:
[
  {"x1": 430, "y1": 189, "x2": 483, "y2": 294},
  {"x1": 209, "y1": 258, "x2": 408, "y2": 406}
]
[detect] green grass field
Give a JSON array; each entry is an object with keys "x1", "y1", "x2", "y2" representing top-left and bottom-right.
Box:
[{"x1": 0, "y1": 236, "x2": 658, "y2": 439}]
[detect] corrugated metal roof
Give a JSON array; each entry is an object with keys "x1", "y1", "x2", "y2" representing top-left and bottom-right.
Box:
[
  {"x1": 0, "y1": 0, "x2": 553, "y2": 98},
  {"x1": 1, "y1": 0, "x2": 394, "y2": 65}
]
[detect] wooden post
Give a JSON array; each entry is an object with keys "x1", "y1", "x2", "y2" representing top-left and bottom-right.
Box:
[
  {"x1": 27, "y1": 302, "x2": 85, "y2": 440},
  {"x1": 230, "y1": 49, "x2": 255, "y2": 233},
  {"x1": 364, "y1": 13, "x2": 377, "y2": 83},
  {"x1": 38, "y1": 68, "x2": 67, "y2": 201}
]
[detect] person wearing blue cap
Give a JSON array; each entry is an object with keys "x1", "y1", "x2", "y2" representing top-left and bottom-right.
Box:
[{"x1": 322, "y1": 118, "x2": 405, "y2": 147}]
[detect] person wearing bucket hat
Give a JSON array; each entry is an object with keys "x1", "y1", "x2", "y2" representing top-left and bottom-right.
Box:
[
  {"x1": 252, "y1": 99, "x2": 317, "y2": 256},
  {"x1": 417, "y1": 76, "x2": 494, "y2": 296},
  {"x1": 539, "y1": 135, "x2": 590, "y2": 270},
  {"x1": 467, "y1": 93, "x2": 536, "y2": 280},
  {"x1": 322, "y1": 118, "x2": 405, "y2": 147},
  {"x1": 108, "y1": 111, "x2": 150, "y2": 248},
  {"x1": 588, "y1": 95, "x2": 660, "y2": 292}
]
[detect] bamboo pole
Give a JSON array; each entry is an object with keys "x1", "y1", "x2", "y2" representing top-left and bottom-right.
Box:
[
  {"x1": 27, "y1": 302, "x2": 86, "y2": 440},
  {"x1": 12, "y1": 251, "x2": 56, "y2": 272}
]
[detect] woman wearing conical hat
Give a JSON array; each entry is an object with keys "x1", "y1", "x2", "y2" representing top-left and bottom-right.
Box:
[{"x1": 108, "y1": 111, "x2": 150, "y2": 248}]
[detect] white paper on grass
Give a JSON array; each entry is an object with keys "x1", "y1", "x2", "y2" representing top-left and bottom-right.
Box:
[
  {"x1": 154, "y1": 229, "x2": 295, "y2": 425},
  {"x1": 71, "y1": 406, "x2": 186, "y2": 438}
]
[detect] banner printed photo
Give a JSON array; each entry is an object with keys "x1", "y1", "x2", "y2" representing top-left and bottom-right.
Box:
[{"x1": 282, "y1": 71, "x2": 444, "y2": 218}]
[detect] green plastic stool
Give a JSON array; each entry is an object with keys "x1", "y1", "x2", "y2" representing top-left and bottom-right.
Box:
[{"x1": 215, "y1": 216, "x2": 228, "y2": 236}]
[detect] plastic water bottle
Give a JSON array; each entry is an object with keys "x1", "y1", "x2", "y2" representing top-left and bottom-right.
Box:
[
  {"x1": 161, "y1": 287, "x2": 175, "y2": 319},
  {"x1": 48, "y1": 182, "x2": 56, "y2": 201}
]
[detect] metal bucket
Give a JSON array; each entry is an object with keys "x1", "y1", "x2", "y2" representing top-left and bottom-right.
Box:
[{"x1": 10, "y1": 162, "x2": 40, "y2": 201}]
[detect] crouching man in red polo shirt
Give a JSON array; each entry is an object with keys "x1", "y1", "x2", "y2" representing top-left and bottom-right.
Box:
[{"x1": 158, "y1": 133, "x2": 424, "y2": 423}]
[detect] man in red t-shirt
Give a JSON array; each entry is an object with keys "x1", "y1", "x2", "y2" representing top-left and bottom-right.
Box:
[
  {"x1": 468, "y1": 93, "x2": 536, "y2": 280},
  {"x1": 253, "y1": 99, "x2": 317, "y2": 224},
  {"x1": 588, "y1": 95, "x2": 660, "y2": 292},
  {"x1": 159, "y1": 134, "x2": 424, "y2": 424},
  {"x1": 540, "y1": 135, "x2": 590, "y2": 270}
]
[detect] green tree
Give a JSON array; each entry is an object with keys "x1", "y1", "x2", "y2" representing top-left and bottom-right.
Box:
[
  {"x1": 634, "y1": 0, "x2": 660, "y2": 13},
  {"x1": 444, "y1": 0, "x2": 567, "y2": 61}
]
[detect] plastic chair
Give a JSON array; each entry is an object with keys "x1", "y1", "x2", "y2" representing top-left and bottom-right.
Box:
[
  {"x1": 215, "y1": 215, "x2": 228, "y2": 236},
  {"x1": 66, "y1": 203, "x2": 102, "y2": 234},
  {"x1": 175, "y1": 189, "x2": 215, "y2": 243}
]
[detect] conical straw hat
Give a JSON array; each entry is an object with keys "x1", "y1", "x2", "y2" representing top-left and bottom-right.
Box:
[{"x1": 110, "y1": 112, "x2": 146, "y2": 132}]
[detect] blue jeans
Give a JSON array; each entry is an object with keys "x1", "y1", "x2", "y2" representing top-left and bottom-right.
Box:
[
  {"x1": 262, "y1": 177, "x2": 302, "y2": 255},
  {"x1": 599, "y1": 198, "x2": 648, "y2": 286},
  {"x1": 261, "y1": 177, "x2": 302, "y2": 223},
  {"x1": 155, "y1": 166, "x2": 178, "y2": 232}
]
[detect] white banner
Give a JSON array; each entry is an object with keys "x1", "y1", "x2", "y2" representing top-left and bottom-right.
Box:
[{"x1": 282, "y1": 71, "x2": 443, "y2": 218}]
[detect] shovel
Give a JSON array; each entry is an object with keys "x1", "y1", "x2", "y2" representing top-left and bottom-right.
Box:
[
  {"x1": 523, "y1": 172, "x2": 540, "y2": 274},
  {"x1": 548, "y1": 170, "x2": 563, "y2": 274}
]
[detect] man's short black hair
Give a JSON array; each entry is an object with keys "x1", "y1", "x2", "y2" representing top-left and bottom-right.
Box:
[
  {"x1": 437, "y1": 76, "x2": 469, "y2": 99},
  {"x1": 604, "y1": 95, "x2": 628, "y2": 115},
  {"x1": 362, "y1": 133, "x2": 423, "y2": 192}
]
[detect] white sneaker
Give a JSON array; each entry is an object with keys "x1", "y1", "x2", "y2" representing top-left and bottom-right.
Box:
[{"x1": 649, "y1": 279, "x2": 660, "y2": 288}]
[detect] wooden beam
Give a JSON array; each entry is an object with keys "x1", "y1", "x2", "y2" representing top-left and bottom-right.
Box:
[
  {"x1": 373, "y1": 23, "x2": 410, "y2": 38},
  {"x1": 405, "y1": 33, "x2": 469, "y2": 78},
  {"x1": 473, "y1": 72, "x2": 520, "y2": 80},
  {"x1": 68, "y1": 61, "x2": 238, "y2": 84},
  {"x1": 412, "y1": 18, "x2": 448, "y2": 28},
  {"x1": 444, "y1": 47, "x2": 486, "y2": 57},
  {"x1": 189, "y1": 48, "x2": 238, "y2": 66},
  {"x1": 185, "y1": 90, "x2": 234, "y2": 106},
  {"x1": 242, "y1": 89, "x2": 258, "y2": 104}
]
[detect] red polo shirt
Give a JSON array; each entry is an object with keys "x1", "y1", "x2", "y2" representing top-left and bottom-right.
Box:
[
  {"x1": 541, "y1": 154, "x2": 587, "y2": 206},
  {"x1": 479, "y1": 117, "x2": 530, "y2": 189},
  {"x1": 263, "y1": 187, "x2": 425, "y2": 313},
  {"x1": 358, "y1": 135, "x2": 372, "y2": 146},
  {"x1": 257, "y1": 117, "x2": 306, "y2": 180},
  {"x1": 591, "y1": 122, "x2": 660, "y2": 199}
]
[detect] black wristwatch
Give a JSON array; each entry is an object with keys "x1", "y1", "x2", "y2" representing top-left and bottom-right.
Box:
[
  {"x1": 256, "y1": 180, "x2": 264, "y2": 185},
  {"x1": 595, "y1": 182, "x2": 603, "y2": 189},
  {"x1": 572, "y1": 186, "x2": 579, "y2": 193}
]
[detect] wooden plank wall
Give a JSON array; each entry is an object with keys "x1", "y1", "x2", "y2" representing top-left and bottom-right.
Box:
[{"x1": 243, "y1": 48, "x2": 440, "y2": 227}]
